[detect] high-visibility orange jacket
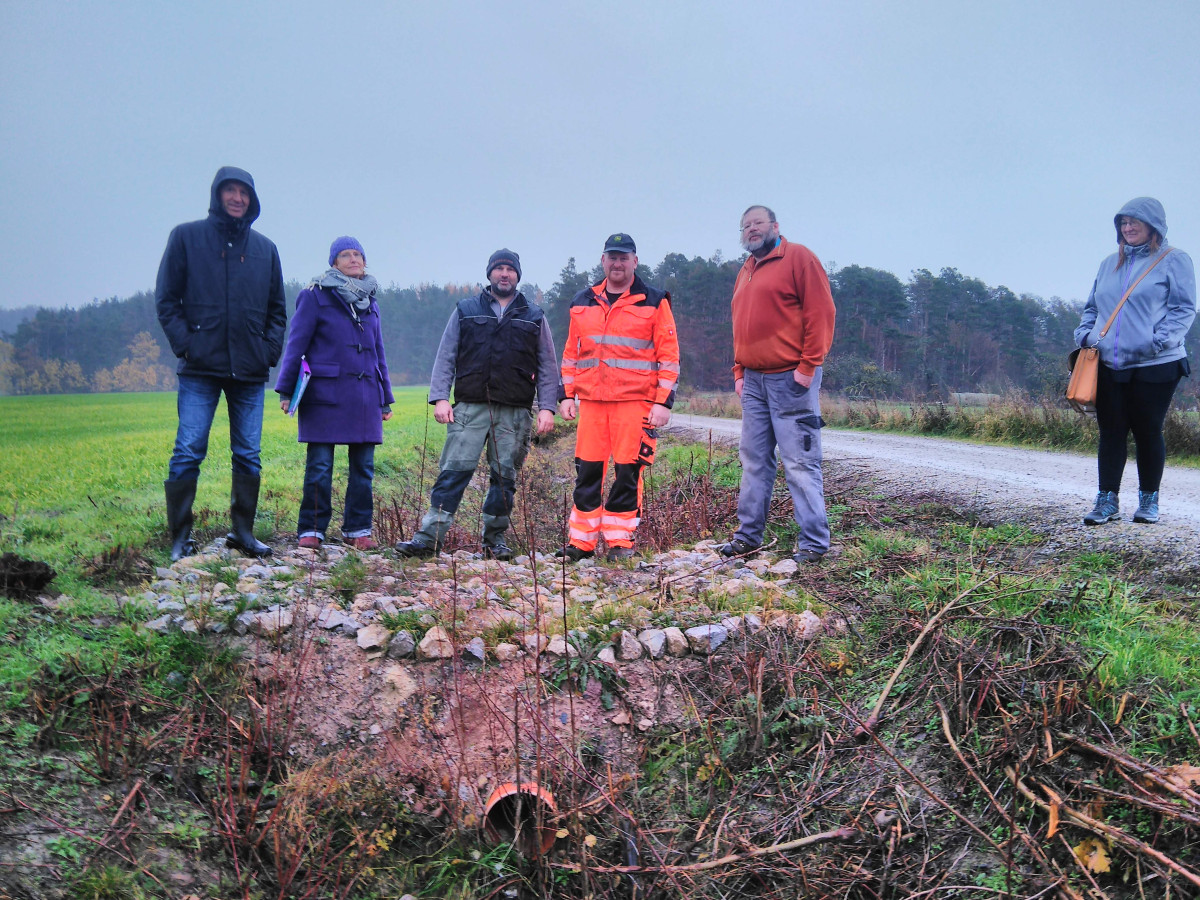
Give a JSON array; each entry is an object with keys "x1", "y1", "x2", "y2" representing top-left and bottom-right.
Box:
[{"x1": 558, "y1": 276, "x2": 680, "y2": 406}]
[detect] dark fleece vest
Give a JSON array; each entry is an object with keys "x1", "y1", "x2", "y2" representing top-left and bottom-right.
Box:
[{"x1": 453, "y1": 292, "x2": 543, "y2": 407}]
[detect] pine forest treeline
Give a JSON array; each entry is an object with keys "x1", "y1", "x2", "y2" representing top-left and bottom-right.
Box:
[{"x1": 2, "y1": 253, "x2": 1197, "y2": 404}]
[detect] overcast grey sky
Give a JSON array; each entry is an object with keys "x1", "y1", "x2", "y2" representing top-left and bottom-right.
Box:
[{"x1": 2, "y1": 1, "x2": 1198, "y2": 310}]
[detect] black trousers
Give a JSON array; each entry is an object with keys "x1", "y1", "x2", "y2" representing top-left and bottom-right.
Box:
[{"x1": 1094, "y1": 364, "x2": 1183, "y2": 494}]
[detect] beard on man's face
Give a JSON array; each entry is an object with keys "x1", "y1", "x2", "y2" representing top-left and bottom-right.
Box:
[
  {"x1": 490, "y1": 279, "x2": 517, "y2": 298},
  {"x1": 741, "y1": 224, "x2": 778, "y2": 253}
]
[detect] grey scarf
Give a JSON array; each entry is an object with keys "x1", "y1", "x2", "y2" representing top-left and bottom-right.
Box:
[{"x1": 313, "y1": 269, "x2": 379, "y2": 324}]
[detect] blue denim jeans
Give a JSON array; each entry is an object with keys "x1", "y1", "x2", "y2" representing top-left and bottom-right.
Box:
[
  {"x1": 298, "y1": 442, "x2": 376, "y2": 540},
  {"x1": 167, "y1": 374, "x2": 265, "y2": 482},
  {"x1": 733, "y1": 368, "x2": 829, "y2": 554}
]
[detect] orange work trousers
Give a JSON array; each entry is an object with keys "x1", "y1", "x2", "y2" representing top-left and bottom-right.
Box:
[{"x1": 568, "y1": 399, "x2": 657, "y2": 551}]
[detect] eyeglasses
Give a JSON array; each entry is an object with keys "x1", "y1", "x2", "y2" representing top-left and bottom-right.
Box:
[
  {"x1": 1118, "y1": 218, "x2": 1145, "y2": 228},
  {"x1": 740, "y1": 220, "x2": 773, "y2": 232}
]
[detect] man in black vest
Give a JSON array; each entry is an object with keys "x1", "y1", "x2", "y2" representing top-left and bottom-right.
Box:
[{"x1": 396, "y1": 249, "x2": 558, "y2": 560}]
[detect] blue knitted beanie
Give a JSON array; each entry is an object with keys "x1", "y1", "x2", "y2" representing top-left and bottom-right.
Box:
[{"x1": 329, "y1": 236, "x2": 366, "y2": 267}]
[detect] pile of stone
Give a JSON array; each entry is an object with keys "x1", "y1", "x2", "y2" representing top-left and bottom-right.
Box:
[{"x1": 131, "y1": 539, "x2": 825, "y2": 669}]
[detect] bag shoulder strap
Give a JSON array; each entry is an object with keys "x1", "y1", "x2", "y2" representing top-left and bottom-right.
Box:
[{"x1": 1098, "y1": 248, "x2": 1175, "y2": 338}]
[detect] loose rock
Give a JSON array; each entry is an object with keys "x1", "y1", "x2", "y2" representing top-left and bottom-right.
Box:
[
  {"x1": 617, "y1": 630, "x2": 644, "y2": 661},
  {"x1": 686, "y1": 624, "x2": 728, "y2": 655},
  {"x1": 663, "y1": 626, "x2": 689, "y2": 657},
  {"x1": 637, "y1": 628, "x2": 666, "y2": 659},
  {"x1": 249, "y1": 608, "x2": 293, "y2": 637},
  {"x1": 795, "y1": 610, "x2": 822, "y2": 639},
  {"x1": 769, "y1": 558, "x2": 799, "y2": 576},
  {"x1": 417, "y1": 626, "x2": 455, "y2": 660},
  {"x1": 386, "y1": 630, "x2": 416, "y2": 659},
  {"x1": 356, "y1": 624, "x2": 390, "y2": 652},
  {"x1": 493, "y1": 642, "x2": 521, "y2": 662},
  {"x1": 545, "y1": 635, "x2": 578, "y2": 658},
  {"x1": 463, "y1": 636, "x2": 486, "y2": 662}
]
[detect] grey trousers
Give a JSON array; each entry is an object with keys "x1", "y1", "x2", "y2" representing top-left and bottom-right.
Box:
[
  {"x1": 414, "y1": 401, "x2": 533, "y2": 547},
  {"x1": 732, "y1": 368, "x2": 830, "y2": 554}
]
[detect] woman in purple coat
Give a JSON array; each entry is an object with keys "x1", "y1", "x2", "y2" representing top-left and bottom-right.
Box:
[{"x1": 275, "y1": 237, "x2": 394, "y2": 549}]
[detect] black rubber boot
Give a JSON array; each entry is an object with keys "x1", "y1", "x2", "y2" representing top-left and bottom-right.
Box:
[
  {"x1": 164, "y1": 479, "x2": 198, "y2": 562},
  {"x1": 226, "y1": 472, "x2": 272, "y2": 557}
]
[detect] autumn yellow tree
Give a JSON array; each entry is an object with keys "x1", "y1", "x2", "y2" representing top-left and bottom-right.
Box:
[{"x1": 92, "y1": 331, "x2": 173, "y2": 392}]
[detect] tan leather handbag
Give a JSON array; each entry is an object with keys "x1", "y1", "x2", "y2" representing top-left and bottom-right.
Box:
[{"x1": 1066, "y1": 248, "x2": 1175, "y2": 414}]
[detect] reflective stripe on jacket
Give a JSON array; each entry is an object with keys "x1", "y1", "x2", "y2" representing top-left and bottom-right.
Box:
[{"x1": 559, "y1": 276, "x2": 680, "y2": 405}]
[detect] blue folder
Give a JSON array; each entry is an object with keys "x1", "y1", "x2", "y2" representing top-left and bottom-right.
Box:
[{"x1": 288, "y1": 358, "x2": 311, "y2": 417}]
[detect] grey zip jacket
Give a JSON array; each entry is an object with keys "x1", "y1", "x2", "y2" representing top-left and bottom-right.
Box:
[{"x1": 1075, "y1": 197, "x2": 1196, "y2": 370}]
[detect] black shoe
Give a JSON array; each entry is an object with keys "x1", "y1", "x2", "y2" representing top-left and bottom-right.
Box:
[
  {"x1": 164, "y1": 478, "x2": 198, "y2": 562},
  {"x1": 606, "y1": 546, "x2": 636, "y2": 562},
  {"x1": 482, "y1": 539, "x2": 513, "y2": 561},
  {"x1": 719, "y1": 538, "x2": 760, "y2": 558},
  {"x1": 555, "y1": 545, "x2": 594, "y2": 562},
  {"x1": 792, "y1": 549, "x2": 825, "y2": 565},
  {"x1": 395, "y1": 538, "x2": 436, "y2": 558},
  {"x1": 225, "y1": 472, "x2": 272, "y2": 558}
]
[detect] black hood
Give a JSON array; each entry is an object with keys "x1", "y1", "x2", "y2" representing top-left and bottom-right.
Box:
[{"x1": 207, "y1": 166, "x2": 261, "y2": 229}]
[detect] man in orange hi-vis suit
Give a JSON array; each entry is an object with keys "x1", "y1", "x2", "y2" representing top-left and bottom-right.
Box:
[{"x1": 556, "y1": 233, "x2": 680, "y2": 562}]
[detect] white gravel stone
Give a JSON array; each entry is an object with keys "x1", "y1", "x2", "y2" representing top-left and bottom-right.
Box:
[
  {"x1": 356, "y1": 624, "x2": 390, "y2": 652},
  {"x1": 637, "y1": 629, "x2": 666, "y2": 659},
  {"x1": 249, "y1": 608, "x2": 293, "y2": 637},
  {"x1": 144, "y1": 614, "x2": 174, "y2": 633},
  {"x1": 795, "y1": 610, "x2": 822, "y2": 639},
  {"x1": 545, "y1": 635, "x2": 578, "y2": 658},
  {"x1": 316, "y1": 608, "x2": 354, "y2": 631},
  {"x1": 417, "y1": 626, "x2": 455, "y2": 660},
  {"x1": 493, "y1": 642, "x2": 521, "y2": 662},
  {"x1": 463, "y1": 636, "x2": 486, "y2": 661},
  {"x1": 522, "y1": 633, "x2": 547, "y2": 656},
  {"x1": 663, "y1": 626, "x2": 689, "y2": 657},
  {"x1": 686, "y1": 624, "x2": 729, "y2": 655},
  {"x1": 617, "y1": 630, "x2": 644, "y2": 661},
  {"x1": 386, "y1": 630, "x2": 416, "y2": 659},
  {"x1": 232, "y1": 611, "x2": 257, "y2": 635}
]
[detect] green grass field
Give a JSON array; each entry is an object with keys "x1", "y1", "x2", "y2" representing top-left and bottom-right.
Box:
[{"x1": 0, "y1": 388, "x2": 445, "y2": 568}]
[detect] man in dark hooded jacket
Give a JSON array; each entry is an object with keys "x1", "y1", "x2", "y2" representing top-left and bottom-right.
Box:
[{"x1": 156, "y1": 166, "x2": 287, "y2": 559}]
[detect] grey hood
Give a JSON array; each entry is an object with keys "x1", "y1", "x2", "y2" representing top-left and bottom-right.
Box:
[{"x1": 1114, "y1": 197, "x2": 1166, "y2": 243}]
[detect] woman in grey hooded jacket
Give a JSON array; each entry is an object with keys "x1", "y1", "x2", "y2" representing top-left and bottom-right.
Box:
[{"x1": 1074, "y1": 197, "x2": 1196, "y2": 525}]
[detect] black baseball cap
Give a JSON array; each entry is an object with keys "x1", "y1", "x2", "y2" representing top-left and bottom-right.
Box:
[{"x1": 603, "y1": 233, "x2": 636, "y2": 254}]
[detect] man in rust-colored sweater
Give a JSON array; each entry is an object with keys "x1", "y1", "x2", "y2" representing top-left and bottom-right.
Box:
[{"x1": 721, "y1": 205, "x2": 837, "y2": 564}]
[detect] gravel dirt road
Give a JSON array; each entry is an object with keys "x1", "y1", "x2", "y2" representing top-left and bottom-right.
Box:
[{"x1": 668, "y1": 413, "x2": 1200, "y2": 579}]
